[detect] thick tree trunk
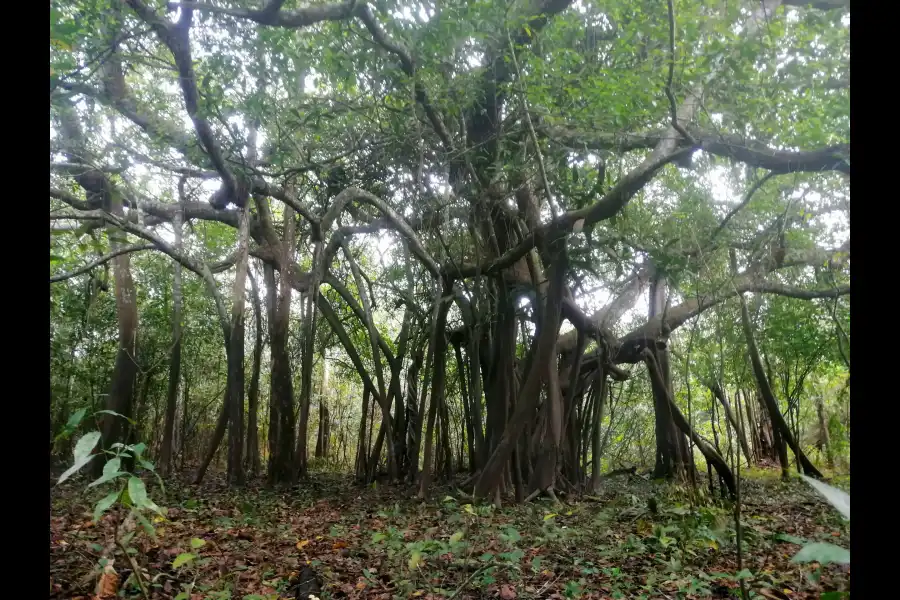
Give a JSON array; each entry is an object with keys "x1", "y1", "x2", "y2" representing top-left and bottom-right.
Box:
[
  {"x1": 475, "y1": 240, "x2": 567, "y2": 499},
  {"x1": 733, "y1": 252, "x2": 822, "y2": 479},
  {"x1": 226, "y1": 207, "x2": 251, "y2": 486},
  {"x1": 647, "y1": 276, "x2": 692, "y2": 480},
  {"x1": 94, "y1": 190, "x2": 139, "y2": 476},
  {"x1": 266, "y1": 257, "x2": 296, "y2": 485},
  {"x1": 160, "y1": 208, "x2": 183, "y2": 476},
  {"x1": 245, "y1": 269, "x2": 263, "y2": 477}
]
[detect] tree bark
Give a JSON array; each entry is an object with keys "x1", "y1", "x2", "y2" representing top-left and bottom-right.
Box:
[
  {"x1": 590, "y1": 371, "x2": 609, "y2": 491},
  {"x1": 226, "y1": 207, "x2": 251, "y2": 486},
  {"x1": 418, "y1": 281, "x2": 451, "y2": 498},
  {"x1": 643, "y1": 349, "x2": 736, "y2": 498},
  {"x1": 245, "y1": 268, "x2": 263, "y2": 477},
  {"x1": 160, "y1": 206, "x2": 183, "y2": 476},
  {"x1": 733, "y1": 252, "x2": 822, "y2": 479},
  {"x1": 475, "y1": 239, "x2": 567, "y2": 498},
  {"x1": 707, "y1": 381, "x2": 752, "y2": 465}
]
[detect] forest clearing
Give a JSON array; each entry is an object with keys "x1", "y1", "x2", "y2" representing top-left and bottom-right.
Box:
[{"x1": 50, "y1": 0, "x2": 850, "y2": 598}]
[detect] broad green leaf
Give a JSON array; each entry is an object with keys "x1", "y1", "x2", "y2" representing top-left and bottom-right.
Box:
[
  {"x1": 65, "y1": 408, "x2": 88, "y2": 430},
  {"x1": 190, "y1": 537, "x2": 206, "y2": 549},
  {"x1": 543, "y1": 513, "x2": 558, "y2": 521},
  {"x1": 127, "y1": 476, "x2": 164, "y2": 516},
  {"x1": 57, "y1": 454, "x2": 95, "y2": 485},
  {"x1": 791, "y1": 542, "x2": 850, "y2": 565},
  {"x1": 172, "y1": 553, "x2": 197, "y2": 569},
  {"x1": 449, "y1": 531, "x2": 464, "y2": 544},
  {"x1": 408, "y1": 550, "x2": 423, "y2": 570},
  {"x1": 73, "y1": 431, "x2": 101, "y2": 462},
  {"x1": 93, "y1": 490, "x2": 120, "y2": 522},
  {"x1": 131, "y1": 442, "x2": 147, "y2": 457}
]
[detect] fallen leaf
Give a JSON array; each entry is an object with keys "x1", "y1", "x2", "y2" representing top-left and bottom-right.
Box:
[
  {"x1": 297, "y1": 539, "x2": 311, "y2": 549},
  {"x1": 94, "y1": 560, "x2": 118, "y2": 599},
  {"x1": 500, "y1": 584, "x2": 517, "y2": 599}
]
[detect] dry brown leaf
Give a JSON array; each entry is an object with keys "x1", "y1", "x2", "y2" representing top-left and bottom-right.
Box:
[
  {"x1": 94, "y1": 559, "x2": 119, "y2": 599},
  {"x1": 500, "y1": 584, "x2": 517, "y2": 600}
]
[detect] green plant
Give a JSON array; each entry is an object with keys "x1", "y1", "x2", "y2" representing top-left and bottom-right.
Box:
[{"x1": 56, "y1": 410, "x2": 167, "y2": 600}]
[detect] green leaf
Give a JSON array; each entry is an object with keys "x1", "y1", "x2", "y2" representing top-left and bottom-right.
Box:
[
  {"x1": 94, "y1": 410, "x2": 136, "y2": 425},
  {"x1": 128, "y1": 476, "x2": 165, "y2": 516},
  {"x1": 791, "y1": 542, "x2": 850, "y2": 565},
  {"x1": 57, "y1": 454, "x2": 95, "y2": 485},
  {"x1": 135, "y1": 510, "x2": 158, "y2": 541},
  {"x1": 174, "y1": 593, "x2": 189, "y2": 600},
  {"x1": 74, "y1": 431, "x2": 101, "y2": 463},
  {"x1": 190, "y1": 537, "x2": 206, "y2": 549},
  {"x1": 449, "y1": 531, "x2": 464, "y2": 544},
  {"x1": 65, "y1": 408, "x2": 88, "y2": 431},
  {"x1": 408, "y1": 550, "x2": 423, "y2": 570},
  {"x1": 774, "y1": 533, "x2": 806, "y2": 545},
  {"x1": 735, "y1": 569, "x2": 753, "y2": 580},
  {"x1": 131, "y1": 442, "x2": 147, "y2": 457},
  {"x1": 93, "y1": 490, "x2": 120, "y2": 522},
  {"x1": 172, "y1": 553, "x2": 197, "y2": 569}
]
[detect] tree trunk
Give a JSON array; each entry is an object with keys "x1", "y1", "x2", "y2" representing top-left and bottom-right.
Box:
[
  {"x1": 160, "y1": 209, "x2": 183, "y2": 475},
  {"x1": 643, "y1": 349, "x2": 736, "y2": 498},
  {"x1": 417, "y1": 282, "x2": 451, "y2": 498},
  {"x1": 707, "y1": 381, "x2": 752, "y2": 465},
  {"x1": 732, "y1": 252, "x2": 822, "y2": 479},
  {"x1": 266, "y1": 254, "x2": 296, "y2": 485},
  {"x1": 647, "y1": 276, "x2": 692, "y2": 480},
  {"x1": 245, "y1": 268, "x2": 263, "y2": 477},
  {"x1": 226, "y1": 207, "x2": 251, "y2": 486},
  {"x1": 94, "y1": 188, "x2": 139, "y2": 476},
  {"x1": 590, "y1": 371, "x2": 609, "y2": 491},
  {"x1": 815, "y1": 395, "x2": 834, "y2": 470},
  {"x1": 475, "y1": 240, "x2": 567, "y2": 499},
  {"x1": 296, "y1": 240, "x2": 322, "y2": 479}
]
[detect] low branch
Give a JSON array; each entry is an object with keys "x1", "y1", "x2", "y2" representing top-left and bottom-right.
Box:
[{"x1": 50, "y1": 243, "x2": 155, "y2": 283}]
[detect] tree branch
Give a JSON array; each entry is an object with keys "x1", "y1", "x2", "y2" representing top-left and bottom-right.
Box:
[{"x1": 50, "y1": 243, "x2": 155, "y2": 283}]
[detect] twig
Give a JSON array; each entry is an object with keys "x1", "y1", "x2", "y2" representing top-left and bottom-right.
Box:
[
  {"x1": 507, "y1": 29, "x2": 559, "y2": 218},
  {"x1": 447, "y1": 563, "x2": 494, "y2": 600}
]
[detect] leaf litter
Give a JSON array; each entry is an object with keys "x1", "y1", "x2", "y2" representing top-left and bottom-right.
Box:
[{"x1": 50, "y1": 469, "x2": 849, "y2": 600}]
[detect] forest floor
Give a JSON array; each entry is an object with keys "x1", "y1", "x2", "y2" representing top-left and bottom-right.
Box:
[{"x1": 50, "y1": 468, "x2": 850, "y2": 600}]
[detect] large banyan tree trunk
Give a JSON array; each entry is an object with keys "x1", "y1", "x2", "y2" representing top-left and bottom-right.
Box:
[
  {"x1": 647, "y1": 276, "x2": 693, "y2": 480},
  {"x1": 266, "y1": 212, "x2": 297, "y2": 485},
  {"x1": 474, "y1": 239, "x2": 568, "y2": 499}
]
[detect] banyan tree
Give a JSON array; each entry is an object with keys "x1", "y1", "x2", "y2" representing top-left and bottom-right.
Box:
[{"x1": 50, "y1": 0, "x2": 849, "y2": 499}]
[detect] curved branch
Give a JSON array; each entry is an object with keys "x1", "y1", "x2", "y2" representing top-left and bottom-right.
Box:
[
  {"x1": 173, "y1": 0, "x2": 358, "y2": 28},
  {"x1": 50, "y1": 243, "x2": 155, "y2": 283},
  {"x1": 323, "y1": 187, "x2": 440, "y2": 276}
]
